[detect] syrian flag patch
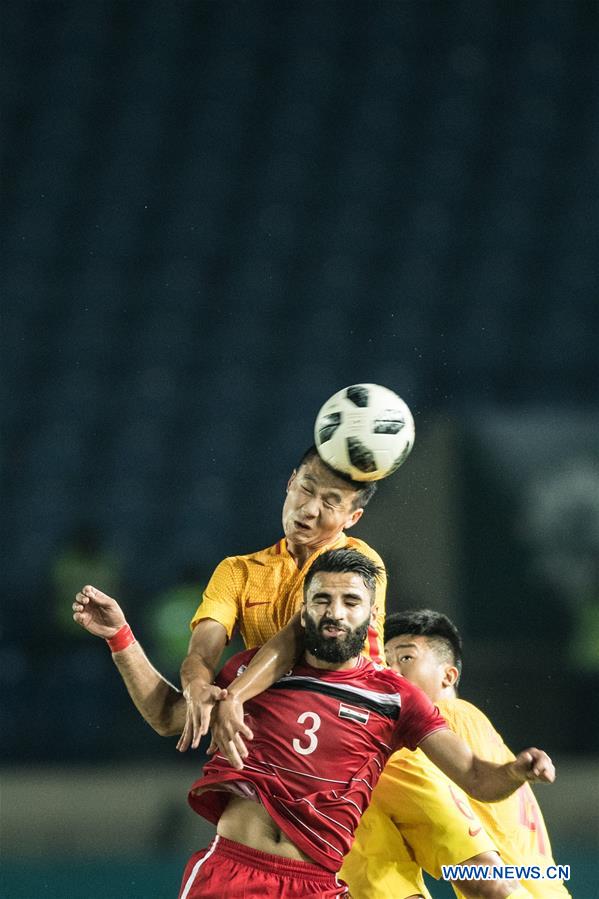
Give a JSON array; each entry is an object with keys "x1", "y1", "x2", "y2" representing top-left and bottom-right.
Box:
[{"x1": 338, "y1": 703, "x2": 370, "y2": 725}]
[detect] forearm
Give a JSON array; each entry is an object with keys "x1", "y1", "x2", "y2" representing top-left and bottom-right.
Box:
[
  {"x1": 180, "y1": 652, "x2": 215, "y2": 691},
  {"x1": 420, "y1": 730, "x2": 550, "y2": 803},
  {"x1": 227, "y1": 613, "x2": 303, "y2": 703},
  {"x1": 462, "y1": 757, "x2": 524, "y2": 802},
  {"x1": 180, "y1": 618, "x2": 228, "y2": 691},
  {"x1": 112, "y1": 642, "x2": 186, "y2": 736},
  {"x1": 434, "y1": 748, "x2": 523, "y2": 803}
]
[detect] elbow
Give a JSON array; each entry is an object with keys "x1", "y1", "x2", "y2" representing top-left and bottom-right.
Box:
[
  {"x1": 143, "y1": 693, "x2": 186, "y2": 738},
  {"x1": 155, "y1": 695, "x2": 187, "y2": 738},
  {"x1": 145, "y1": 707, "x2": 184, "y2": 737},
  {"x1": 150, "y1": 717, "x2": 178, "y2": 737},
  {"x1": 464, "y1": 780, "x2": 511, "y2": 804}
]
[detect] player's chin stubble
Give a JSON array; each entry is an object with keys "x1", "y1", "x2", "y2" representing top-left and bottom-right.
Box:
[{"x1": 303, "y1": 614, "x2": 370, "y2": 663}]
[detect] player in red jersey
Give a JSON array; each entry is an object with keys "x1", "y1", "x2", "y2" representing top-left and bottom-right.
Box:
[
  {"x1": 73, "y1": 549, "x2": 554, "y2": 897},
  {"x1": 175, "y1": 549, "x2": 554, "y2": 898}
]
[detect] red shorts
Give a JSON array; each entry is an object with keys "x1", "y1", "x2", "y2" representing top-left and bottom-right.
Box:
[{"x1": 178, "y1": 835, "x2": 349, "y2": 898}]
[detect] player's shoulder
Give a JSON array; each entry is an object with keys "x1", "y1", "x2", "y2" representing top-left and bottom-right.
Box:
[
  {"x1": 222, "y1": 540, "x2": 284, "y2": 566},
  {"x1": 438, "y1": 697, "x2": 504, "y2": 741},
  {"x1": 218, "y1": 647, "x2": 259, "y2": 683},
  {"x1": 438, "y1": 697, "x2": 493, "y2": 727}
]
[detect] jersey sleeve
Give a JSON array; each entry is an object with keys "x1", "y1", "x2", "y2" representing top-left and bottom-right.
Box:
[
  {"x1": 396, "y1": 683, "x2": 448, "y2": 750},
  {"x1": 189, "y1": 557, "x2": 242, "y2": 639}
]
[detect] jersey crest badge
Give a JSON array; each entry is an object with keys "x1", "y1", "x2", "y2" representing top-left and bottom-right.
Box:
[{"x1": 338, "y1": 703, "x2": 369, "y2": 725}]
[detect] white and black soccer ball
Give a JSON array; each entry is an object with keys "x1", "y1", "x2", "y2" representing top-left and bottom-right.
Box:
[{"x1": 314, "y1": 383, "x2": 415, "y2": 482}]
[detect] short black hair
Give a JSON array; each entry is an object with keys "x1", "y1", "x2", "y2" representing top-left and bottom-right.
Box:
[
  {"x1": 385, "y1": 609, "x2": 463, "y2": 681},
  {"x1": 304, "y1": 548, "x2": 383, "y2": 603},
  {"x1": 296, "y1": 446, "x2": 378, "y2": 509}
]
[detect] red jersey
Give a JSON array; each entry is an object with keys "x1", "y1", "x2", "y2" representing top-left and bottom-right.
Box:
[{"x1": 189, "y1": 649, "x2": 446, "y2": 872}]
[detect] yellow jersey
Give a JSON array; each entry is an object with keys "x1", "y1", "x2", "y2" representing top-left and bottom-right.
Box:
[
  {"x1": 341, "y1": 739, "x2": 495, "y2": 898},
  {"x1": 190, "y1": 533, "x2": 386, "y2": 662},
  {"x1": 438, "y1": 698, "x2": 570, "y2": 898},
  {"x1": 341, "y1": 697, "x2": 570, "y2": 898}
]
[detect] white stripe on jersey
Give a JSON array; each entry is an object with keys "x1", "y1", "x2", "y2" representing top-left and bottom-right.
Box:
[
  {"x1": 273, "y1": 799, "x2": 345, "y2": 858},
  {"x1": 298, "y1": 797, "x2": 354, "y2": 836},
  {"x1": 213, "y1": 756, "x2": 277, "y2": 778},
  {"x1": 334, "y1": 792, "x2": 364, "y2": 815},
  {"x1": 180, "y1": 835, "x2": 220, "y2": 899},
  {"x1": 335, "y1": 873, "x2": 350, "y2": 894},
  {"x1": 267, "y1": 760, "x2": 350, "y2": 784},
  {"x1": 354, "y1": 777, "x2": 374, "y2": 791},
  {"x1": 277, "y1": 675, "x2": 402, "y2": 711}
]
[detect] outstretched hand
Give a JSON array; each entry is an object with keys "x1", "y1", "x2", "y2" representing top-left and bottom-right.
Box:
[
  {"x1": 73, "y1": 586, "x2": 127, "y2": 639},
  {"x1": 511, "y1": 748, "x2": 555, "y2": 784}
]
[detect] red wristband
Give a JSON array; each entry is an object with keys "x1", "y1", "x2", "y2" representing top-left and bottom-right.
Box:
[{"x1": 106, "y1": 623, "x2": 136, "y2": 653}]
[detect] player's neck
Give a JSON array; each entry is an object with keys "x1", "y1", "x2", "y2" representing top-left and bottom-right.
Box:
[
  {"x1": 285, "y1": 540, "x2": 310, "y2": 568},
  {"x1": 286, "y1": 531, "x2": 344, "y2": 569},
  {"x1": 437, "y1": 685, "x2": 457, "y2": 702},
  {"x1": 303, "y1": 650, "x2": 360, "y2": 671}
]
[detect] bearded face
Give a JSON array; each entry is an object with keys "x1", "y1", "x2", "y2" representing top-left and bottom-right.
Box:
[{"x1": 303, "y1": 607, "x2": 371, "y2": 663}]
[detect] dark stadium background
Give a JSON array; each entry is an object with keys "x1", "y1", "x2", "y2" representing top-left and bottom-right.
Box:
[{"x1": 2, "y1": 1, "x2": 598, "y2": 896}]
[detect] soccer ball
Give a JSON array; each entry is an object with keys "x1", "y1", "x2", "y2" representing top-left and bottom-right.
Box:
[{"x1": 314, "y1": 384, "x2": 415, "y2": 482}]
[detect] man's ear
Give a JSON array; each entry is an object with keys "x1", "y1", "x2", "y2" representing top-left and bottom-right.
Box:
[
  {"x1": 300, "y1": 605, "x2": 306, "y2": 629},
  {"x1": 442, "y1": 665, "x2": 460, "y2": 689},
  {"x1": 369, "y1": 601, "x2": 378, "y2": 627},
  {"x1": 343, "y1": 507, "x2": 363, "y2": 530},
  {"x1": 286, "y1": 469, "x2": 298, "y2": 493}
]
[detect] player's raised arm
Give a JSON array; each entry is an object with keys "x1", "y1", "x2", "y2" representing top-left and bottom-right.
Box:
[
  {"x1": 208, "y1": 612, "x2": 304, "y2": 768},
  {"x1": 73, "y1": 586, "x2": 186, "y2": 736},
  {"x1": 419, "y1": 728, "x2": 555, "y2": 802}
]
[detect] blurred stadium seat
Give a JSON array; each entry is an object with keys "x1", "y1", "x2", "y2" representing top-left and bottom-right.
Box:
[{"x1": 2, "y1": 0, "x2": 597, "y2": 764}]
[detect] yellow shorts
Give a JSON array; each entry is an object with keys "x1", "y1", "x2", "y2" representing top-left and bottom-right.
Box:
[{"x1": 341, "y1": 801, "x2": 432, "y2": 899}]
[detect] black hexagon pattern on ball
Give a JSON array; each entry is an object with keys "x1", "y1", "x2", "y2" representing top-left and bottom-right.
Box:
[
  {"x1": 346, "y1": 385, "x2": 370, "y2": 407},
  {"x1": 318, "y1": 412, "x2": 342, "y2": 444},
  {"x1": 347, "y1": 437, "x2": 377, "y2": 473}
]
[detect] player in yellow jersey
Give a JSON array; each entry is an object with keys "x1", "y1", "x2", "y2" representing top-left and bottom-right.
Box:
[
  {"x1": 186, "y1": 448, "x2": 385, "y2": 653},
  {"x1": 74, "y1": 446, "x2": 385, "y2": 742},
  {"x1": 340, "y1": 609, "x2": 570, "y2": 899},
  {"x1": 178, "y1": 445, "x2": 386, "y2": 752}
]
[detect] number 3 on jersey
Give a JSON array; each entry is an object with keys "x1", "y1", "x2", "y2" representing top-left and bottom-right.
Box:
[{"x1": 292, "y1": 711, "x2": 321, "y2": 755}]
